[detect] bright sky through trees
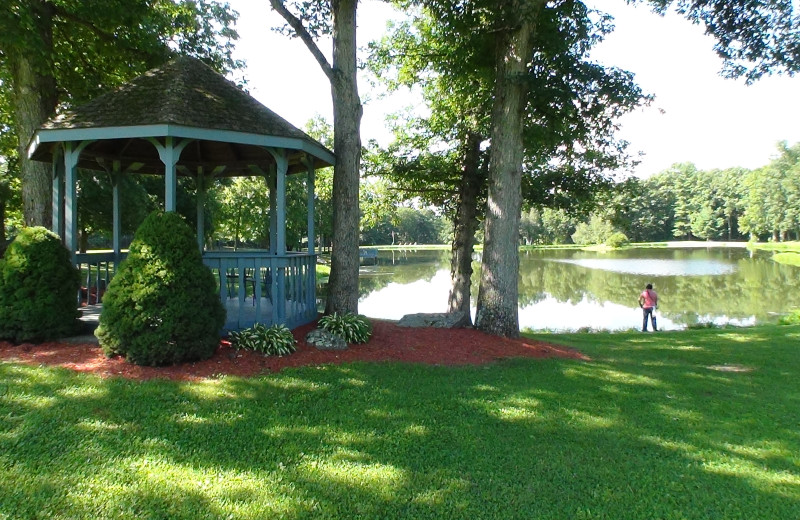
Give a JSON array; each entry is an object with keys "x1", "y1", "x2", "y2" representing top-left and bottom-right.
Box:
[{"x1": 229, "y1": 0, "x2": 800, "y2": 177}]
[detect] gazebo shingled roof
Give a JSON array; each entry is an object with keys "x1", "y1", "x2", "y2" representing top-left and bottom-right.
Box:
[{"x1": 28, "y1": 55, "x2": 334, "y2": 176}]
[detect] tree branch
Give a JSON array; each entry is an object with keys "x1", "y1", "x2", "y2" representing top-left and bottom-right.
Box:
[
  {"x1": 390, "y1": 186, "x2": 456, "y2": 196},
  {"x1": 268, "y1": 0, "x2": 334, "y2": 83},
  {"x1": 51, "y1": 6, "x2": 155, "y2": 61}
]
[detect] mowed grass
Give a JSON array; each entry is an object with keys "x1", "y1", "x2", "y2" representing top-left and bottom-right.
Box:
[
  {"x1": 2, "y1": 326, "x2": 800, "y2": 519},
  {"x1": 772, "y1": 252, "x2": 800, "y2": 267}
]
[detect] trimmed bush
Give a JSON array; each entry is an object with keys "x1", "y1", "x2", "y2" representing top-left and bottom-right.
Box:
[
  {"x1": 605, "y1": 232, "x2": 629, "y2": 249},
  {"x1": 778, "y1": 309, "x2": 800, "y2": 325},
  {"x1": 318, "y1": 312, "x2": 372, "y2": 344},
  {"x1": 229, "y1": 323, "x2": 297, "y2": 356},
  {"x1": 0, "y1": 227, "x2": 80, "y2": 342},
  {"x1": 95, "y1": 211, "x2": 225, "y2": 366}
]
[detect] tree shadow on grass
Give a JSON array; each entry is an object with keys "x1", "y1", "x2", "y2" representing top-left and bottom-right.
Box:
[{"x1": 1, "y1": 326, "x2": 800, "y2": 518}]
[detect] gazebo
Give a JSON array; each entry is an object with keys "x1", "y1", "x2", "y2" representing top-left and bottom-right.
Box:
[{"x1": 27, "y1": 55, "x2": 334, "y2": 331}]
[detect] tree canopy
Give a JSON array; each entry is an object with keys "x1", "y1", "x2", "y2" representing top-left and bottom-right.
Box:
[{"x1": 0, "y1": 0, "x2": 241, "y2": 228}]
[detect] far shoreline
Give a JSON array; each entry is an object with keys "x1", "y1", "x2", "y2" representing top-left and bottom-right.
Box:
[{"x1": 665, "y1": 240, "x2": 748, "y2": 248}]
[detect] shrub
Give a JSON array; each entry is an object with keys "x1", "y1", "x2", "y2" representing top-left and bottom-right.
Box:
[
  {"x1": 687, "y1": 322, "x2": 723, "y2": 330},
  {"x1": 229, "y1": 323, "x2": 297, "y2": 356},
  {"x1": 605, "y1": 232, "x2": 629, "y2": 249},
  {"x1": 778, "y1": 309, "x2": 800, "y2": 325},
  {"x1": 318, "y1": 312, "x2": 372, "y2": 344},
  {"x1": 0, "y1": 227, "x2": 80, "y2": 342},
  {"x1": 95, "y1": 211, "x2": 226, "y2": 366}
]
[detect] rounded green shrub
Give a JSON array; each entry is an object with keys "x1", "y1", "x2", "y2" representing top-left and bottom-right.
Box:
[
  {"x1": 0, "y1": 227, "x2": 80, "y2": 342},
  {"x1": 604, "y1": 232, "x2": 629, "y2": 249},
  {"x1": 778, "y1": 309, "x2": 800, "y2": 325},
  {"x1": 95, "y1": 211, "x2": 226, "y2": 366}
]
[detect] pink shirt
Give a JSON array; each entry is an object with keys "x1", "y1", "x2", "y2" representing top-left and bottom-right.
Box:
[{"x1": 640, "y1": 289, "x2": 658, "y2": 308}]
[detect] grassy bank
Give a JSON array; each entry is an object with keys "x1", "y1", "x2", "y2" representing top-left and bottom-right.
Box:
[
  {"x1": 747, "y1": 241, "x2": 800, "y2": 253},
  {"x1": 2, "y1": 325, "x2": 800, "y2": 518},
  {"x1": 772, "y1": 252, "x2": 800, "y2": 267}
]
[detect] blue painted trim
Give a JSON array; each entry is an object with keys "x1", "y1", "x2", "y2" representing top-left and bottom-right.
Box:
[{"x1": 32, "y1": 124, "x2": 335, "y2": 165}]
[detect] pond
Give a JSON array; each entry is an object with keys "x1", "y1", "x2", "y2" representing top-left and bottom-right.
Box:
[{"x1": 356, "y1": 246, "x2": 799, "y2": 332}]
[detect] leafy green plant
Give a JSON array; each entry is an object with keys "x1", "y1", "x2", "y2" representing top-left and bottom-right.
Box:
[
  {"x1": 604, "y1": 231, "x2": 629, "y2": 248},
  {"x1": 687, "y1": 322, "x2": 719, "y2": 330},
  {"x1": 95, "y1": 211, "x2": 225, "y2": 366},
  {"x1": 318, "y1": 312, "x2": 372, "y2": 344},
  {"x1": 0, "y1": 226, "x2": 80, "y2": 342},
  {"x1": 778, "y1": 309, "x2": 800, "y2": 325},
  {"x1": 229, "y1": 323, "x2": 296, "y2": 356}
]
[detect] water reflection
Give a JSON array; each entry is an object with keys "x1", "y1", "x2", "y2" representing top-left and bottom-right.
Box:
[
  {"x1": 550, "y1": 258, "x2": 737, "y2": 276},
  {"x1": 356, "y1": 247, "x2": 798, "y2": 332}
]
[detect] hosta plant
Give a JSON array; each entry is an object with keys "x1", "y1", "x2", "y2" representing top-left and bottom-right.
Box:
[
  {"x1": 229, "y1": 323, "x2": 297, "y2": 356},
  {"x1": 318, "y1": 312, "x2": 372, "y2": 344}
]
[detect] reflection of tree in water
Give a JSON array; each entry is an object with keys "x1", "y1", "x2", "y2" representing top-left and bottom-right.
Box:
[
  {"x1": 517, "y1": 248, "x2": 800, "y2": 326},
  {"x1": 357, "y1": 249, "x2": 449, "y2": 298},
  {"x1": 355, "y1": 248, "x2": 799, "y2": 327}
]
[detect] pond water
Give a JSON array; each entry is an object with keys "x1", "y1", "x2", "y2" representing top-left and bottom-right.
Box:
[{"x1": 356, "y1": 246, "x2": 799, "y2": 332}]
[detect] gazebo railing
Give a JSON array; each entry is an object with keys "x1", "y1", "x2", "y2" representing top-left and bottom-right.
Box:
[
  {"x1": 76, "y1": 251, "x2": 125, "y2": 305},
  {"x1": 75, "y1": 250, "x2": 318, "y2": 331},
  {"x1": 202, "y1": 251, "x2": 318, "y2": 331}
]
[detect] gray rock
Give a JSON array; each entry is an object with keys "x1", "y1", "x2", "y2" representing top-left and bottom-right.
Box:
[
  {"x1": 397, "y1": 311, "x2": 469, "y2": 329},
  {"x1": 305, "y1": 328, "x2": 348, "y2": 350}
]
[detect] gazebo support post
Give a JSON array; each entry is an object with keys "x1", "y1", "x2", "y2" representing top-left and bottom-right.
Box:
[
  {"x1": 275, "y1": 152, "x2": 287, "y2": 255},
  {"x1": 111, "y1": 160, "x2": 122, "y2": 265},
  {"x1": 266, "y1": 149, "x2": 289, "y2": 323},
  {"x1": 268, "y1": 166, "x2": 278, "y2": 255},
  {"x1": 64, "y1": 141, "x2": 91, "y2": 263},
  {"x1": 305, "y1": 154, "x2": 315, "y2": 255},
  {"x1": 196, "y1": 167, "x2": 205, "y2": 251},
  {"x1": 51, "y1": 146, "x2": 64, "y2": 239},
  {"x1": 147, "y1": 137, "x2": 192, "y2": 212}
]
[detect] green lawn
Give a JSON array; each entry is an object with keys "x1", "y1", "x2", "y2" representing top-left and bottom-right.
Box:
[
  {"x1": 772, "y1": 252, "x2": 800, "y2": 267},
  {"x1": 2, "y1": 326, "x2": 800, "y2": 519},
  {"x1": 748, "y1": 241, "x2": 800, "y2": 253}
]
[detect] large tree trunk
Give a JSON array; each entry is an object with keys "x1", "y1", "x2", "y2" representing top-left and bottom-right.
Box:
[
  {"x1": 9, "y1": 2, "x2": 58, "y2": 229},
  {"x1": 475, "y1": 3, "x2": 540, "y2": 338},
  {"x1": 448, "y1": 132, "x2": 483, "y2": 324},
  {"x1": 325, "y1": 0, "x2": 362, "y2": 315}
]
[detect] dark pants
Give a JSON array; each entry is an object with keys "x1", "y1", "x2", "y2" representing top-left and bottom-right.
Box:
[{"x1": 642, "y1": 307, "x2": 657, "y2": 332}]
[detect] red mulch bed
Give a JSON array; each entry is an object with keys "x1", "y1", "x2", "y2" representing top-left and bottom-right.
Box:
[{"x1": 0, "y1": 320, "x2": 587, "y2": 382}]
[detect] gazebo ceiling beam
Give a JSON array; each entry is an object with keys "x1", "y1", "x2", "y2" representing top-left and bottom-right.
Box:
[
  {"x1": 75, "y1": 147, "x2": 314, "y2": 177},
  {"x1": 95, "y1": 156, "x2": 145, "y2": 175}
]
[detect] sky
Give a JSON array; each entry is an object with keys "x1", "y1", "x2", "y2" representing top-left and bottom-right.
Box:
[{"x1": 227, "y1": 0, "x2": 800, "y2": 177}]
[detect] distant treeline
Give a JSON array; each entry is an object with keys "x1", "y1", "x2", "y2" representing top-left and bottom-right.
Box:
[
  {"x1": 521, "y1": 142, "x2": 800, "y2": 245},
  {"x1": 360, "y1": 142, "x2": 800, "y2": 247}
]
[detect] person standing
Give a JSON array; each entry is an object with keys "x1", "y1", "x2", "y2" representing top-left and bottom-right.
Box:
[{"x1": 638, "y1": 283, "x2": 659, "y2": 332}]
